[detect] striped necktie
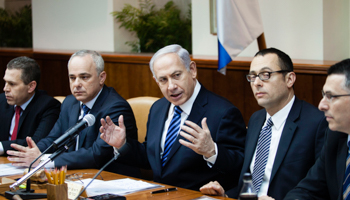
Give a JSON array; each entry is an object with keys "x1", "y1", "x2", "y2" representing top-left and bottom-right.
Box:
[
  {"x1": 252, "y1": 117, "x2": 273, "y2": 193},
  {"x1": 161, "y1": 106, "x2": 183, "y2": 167},
  {"x1": 343, "y1": 141, "x2": 350, "y2": 200},
  {"x1": 81, "y1": 104, "x2": 90, "y2": 117}
]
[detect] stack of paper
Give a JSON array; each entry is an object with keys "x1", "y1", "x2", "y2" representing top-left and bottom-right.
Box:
[
  {"x1": 0, "y1": 164, "x2": 25, "y2": 177},
  {"x1": 77, "y1": 178, "x2": 163, "y2": 196}
]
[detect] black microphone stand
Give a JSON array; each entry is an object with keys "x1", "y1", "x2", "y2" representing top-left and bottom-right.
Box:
[{"x1": 5, "y1": 135, "x2": 77, "y2": 199}]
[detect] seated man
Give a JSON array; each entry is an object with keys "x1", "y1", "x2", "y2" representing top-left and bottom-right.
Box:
[
  {"x1": 285, "y1": 59, "x2": 350, "y2": 200},
  {"x1": 200, "y1": 48, "x2": 327, "y2": 200},
  {"x1": 100, "y1": 44, "x2": 246, "y2": 190},
  {"x1": 0, "y1": 56, "x2": 60, "y2": 155},
  {"x1": 7, "y1": 50, "x2": 139, "y2": 177}
]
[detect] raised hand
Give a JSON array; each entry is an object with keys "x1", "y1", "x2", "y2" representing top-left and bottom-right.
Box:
[{"x1": 100, "y1": 115, "x2": 126, "y2": 149}]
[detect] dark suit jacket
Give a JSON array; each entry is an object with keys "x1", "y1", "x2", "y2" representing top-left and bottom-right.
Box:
[
  {"x1": 36, "y1": 85, "x2": 140, "y2": 177},
  {"x1": 0, "y1": 90, "x2": 61, "y2": 154},
  {"x1": 227, "y1": 97, "x2": 327, "y2": 200},
  {"x1": 284, "y1": 130, "x2": 347, "y2": 200},
  {"x1": 119, "y1": 86, "x2": 246, "y2": 190}
]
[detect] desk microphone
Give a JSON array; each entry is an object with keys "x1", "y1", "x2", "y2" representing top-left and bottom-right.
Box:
[
  {"x1": 53, "y1": 114, "x2": 95, "y2": 149},
  {"x1": 74, "y1": 142, "x2": 131, "y2": 200}
]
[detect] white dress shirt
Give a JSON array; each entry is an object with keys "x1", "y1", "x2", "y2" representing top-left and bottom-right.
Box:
[{"x1": 250, "y1": 96, "x2": 295, "y2": 197}]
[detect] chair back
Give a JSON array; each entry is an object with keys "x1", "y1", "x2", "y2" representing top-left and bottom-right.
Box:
[
  {"x1": 127, "y1": 96, "x2": 159, "y2": 143},
  {"x1": 54, "y1": 96, "x2": 66, "y2": 103}
]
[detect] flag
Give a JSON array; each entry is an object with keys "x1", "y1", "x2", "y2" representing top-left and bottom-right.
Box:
[{"x1": 217, "y1": 0, "x2": 264, "y2": 74}]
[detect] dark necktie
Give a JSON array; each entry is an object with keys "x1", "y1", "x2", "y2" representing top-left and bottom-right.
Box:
[
  {"x1": 161, "y1": 106, "x2": 183, "y2": 167},
  {"x1": 74, "y1": 104, "x2": 90, "y2": 151},
  {"x1": 343, "y1": 141, "x2": 350, "y2": 200},
  {"x1": 81, "y1": 104, "x2": 90, "y2": 117},
  {"x1": 11, "y1": 106, "x2": 22, "y2": 141},
  {"x1": 252, "y1": 117, "x2": 273, "y2": 193}
]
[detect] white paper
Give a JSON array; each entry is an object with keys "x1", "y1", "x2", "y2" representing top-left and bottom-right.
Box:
[
  {"x1": 0, "y1": 163, "x2": 25, "y2": 177},
  {"x1": 77, "y1": 178, "x2": 163, "y2": 196}
]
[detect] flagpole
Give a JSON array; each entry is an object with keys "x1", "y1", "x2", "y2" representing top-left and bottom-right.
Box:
[{"x1": 257, "y1": 33, "x2": 266, "y2": 50}]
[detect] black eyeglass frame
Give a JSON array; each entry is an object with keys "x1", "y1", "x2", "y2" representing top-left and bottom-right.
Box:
[
  {"x1": 246, "y1": 70, "x2": 291, "y2": 82},
  {"x1": 321, "y1": 90, "x2": 350, "y2": 102}
]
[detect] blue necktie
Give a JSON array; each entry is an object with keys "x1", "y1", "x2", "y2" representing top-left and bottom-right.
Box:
[
  {"x1": 252, "y1": 117, "x2": 273, "y2": 193},
  {"x1": 73, "y1": 104, "x2": 90, "y2": 151},
  {"x1": 81, "y1": 104, "x2": 90, "y2": 117},
  {"x1": 161, "y1": 106, "x2": 183, "y2": 167},
  {"x1": 343, "y1": 141, "x2": 350, "y2": 200}
]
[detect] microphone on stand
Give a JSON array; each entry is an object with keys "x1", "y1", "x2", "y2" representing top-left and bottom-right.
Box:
[
  {"x1": 53, "y1": 114, "x2": 95, "y2": 149},
  {"x1": 74, "y1": 142, "x2": 131, "y2": 200},
  {"x1": 6, "y1": 114, "x2": 95, "y2": 199}
]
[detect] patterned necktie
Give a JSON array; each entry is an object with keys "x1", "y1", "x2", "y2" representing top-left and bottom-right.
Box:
[
  {"x1": 252, "y1": 117, "x2": 273, "y2": 193},
  {"x1": 11, "y1": 106, "x2": 22, "y2": 141},
  {"x1": 343, "y1": 141, "x2": 350, "y2": 200},
  {"x1": 161, "y1": 106, "x2": 183, "y2": 167},
  {"x1": 81, "y1": 104, "x2": 90, "y2": 117},
  {"x1": 74, "y1": 104, "x2": 90, "y2": 151}
]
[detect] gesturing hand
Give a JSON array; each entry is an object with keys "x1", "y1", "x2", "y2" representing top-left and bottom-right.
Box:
[
  {"x1": 179, "y1": 118, "x2": 216, "y2": 158},
  {"x1": 100, "y1": 115, "x2": 126, "y2": 149},
  {"x1": 7, "y1": 137, "x2": 42, "y2": 167}
]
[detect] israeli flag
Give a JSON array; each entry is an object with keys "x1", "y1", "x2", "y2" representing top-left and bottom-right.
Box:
[{"x1": 217, "y1": 0, "x2": 264, "y2": 75}]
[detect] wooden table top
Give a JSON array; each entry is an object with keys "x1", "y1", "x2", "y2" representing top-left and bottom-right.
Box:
[{"x1": 0, "y1": 156, "x2": 233, "y2": 200}]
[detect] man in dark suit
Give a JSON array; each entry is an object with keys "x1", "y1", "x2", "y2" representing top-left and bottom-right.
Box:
[
  {"x1": 100, "y1": 44, "x2": 246, "y2": 190},
  {"x1": 0, "y1": 56, "x2": 60, "y2": 155},
  {"x1": 200, "y1": 48, "x2": 327, "y2": 200},
  {"x1": 284, "y1": 59, "x2": 350, "y2": 200},
  {"x1": 7, "y1": 50, "x2": 139, "y2": 177}
]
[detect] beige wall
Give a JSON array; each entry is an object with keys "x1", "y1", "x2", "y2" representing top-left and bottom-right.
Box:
[{"x1": 192, "y1": 0, "x2": 350, "y2": 61}]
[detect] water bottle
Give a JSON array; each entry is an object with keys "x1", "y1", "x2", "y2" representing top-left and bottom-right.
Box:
[{"x1": 239, "y1": 173, "x2": 257, "y2": 200}]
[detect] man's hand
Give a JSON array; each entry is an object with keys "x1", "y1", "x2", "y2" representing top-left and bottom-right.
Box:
[
  {"x1": 7, "y1": 137, "x2": 42, "y2": 167},
  {"x1": 259, "y1": 196, "x2": 275, "y2": 200},
  {"x1": 200, "y1": 181, "x2": 226, "y2": 196},
  {"x1": 100, "y1": 115, "x2": 126, "y2": 149},
  {"x1": 179, "y1": 118, "x2": 216, "y2": 158}
]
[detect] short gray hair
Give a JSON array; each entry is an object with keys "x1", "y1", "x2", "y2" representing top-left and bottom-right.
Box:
[
  {"x1": 68, "y1": 50, "x2": 104, "y2": 74},
  {"x1": 149, "y1": 44, "x2": 191, "y2": 78}
]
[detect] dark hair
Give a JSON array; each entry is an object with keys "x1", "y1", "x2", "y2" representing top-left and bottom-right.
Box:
[
  {"x1": 7, "y1": 56, "x2": 41, "y2": 86},
  {"x1": 327, "y1": 58, "x2": 350, "y2": 90},
  {"x1": 255, "y1": 48, "x2": 293, "y2": 72}
]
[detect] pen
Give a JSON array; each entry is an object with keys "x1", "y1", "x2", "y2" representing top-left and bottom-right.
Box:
[{"x1": 151, "y1": 187, "x2": 177, "y2": 194}]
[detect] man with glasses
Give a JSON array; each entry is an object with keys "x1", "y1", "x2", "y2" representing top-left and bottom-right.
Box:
[
  {"x1": 200, "y1": 48, "x2": 327, "y2": 200},
  {"x1": 285, "y1": 59, "x2": 350, "y2": 200}
]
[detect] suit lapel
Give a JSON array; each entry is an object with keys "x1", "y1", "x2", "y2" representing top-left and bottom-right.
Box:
[
  {"x1": 270, "y1": 98, "x2": 300, "y2": 182},
  {"x1": 336, "y1": 135, "x2": 347, "y2": 194},
  {"x1": 163, "y1": 87, "x2": 207, "y2": 167},
  {"x1": 0, "y1": 105, "x2": 14, "y2": 141},
  {"x1": 79, "y1": 86, "x2": 108, "y2": 149},
  {"x1": 242, "y1": 113, "x2": 266, "y2": 175},
  {"x1": 155, "y1": 101, "x2": 171, "y2": 170}
]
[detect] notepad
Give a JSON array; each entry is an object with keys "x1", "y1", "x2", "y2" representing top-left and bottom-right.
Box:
[
  {"x1": 76, "y1": 178, "x2": 163, "y2": 196},
  {"x1": 0, "y1": 163, "x2": 25, "y2": 177}
]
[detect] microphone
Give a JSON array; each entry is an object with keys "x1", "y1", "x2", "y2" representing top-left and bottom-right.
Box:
[
  {"x1": 74, "y1": 142, "x2": 131, "y2": 200},
  {"x1": 53, "y1": 114, "x2": 95, "y2": 149}
]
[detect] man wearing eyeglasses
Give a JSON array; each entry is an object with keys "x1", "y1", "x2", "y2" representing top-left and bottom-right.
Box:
[
  {"x1": 200, "y1": 48, "x2": 327, "y2": 200},
  {"x1": 284, "y1": 59, "x2": 350, "y2": 200}
]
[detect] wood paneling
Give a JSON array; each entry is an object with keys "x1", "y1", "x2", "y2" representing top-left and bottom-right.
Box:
[{"x1": 0, "y1": 49, "x2": 334, "y2": 125}]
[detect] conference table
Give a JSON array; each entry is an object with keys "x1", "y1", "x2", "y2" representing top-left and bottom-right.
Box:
[{"x1": 0, "y1": 157, "x2": 234, "y2": 200}]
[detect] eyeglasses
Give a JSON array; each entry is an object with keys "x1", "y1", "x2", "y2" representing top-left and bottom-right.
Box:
[
  {"x1": 246, "y1": 70, "x2": 290, "y2": 82},
  {"x1": 321, "y1": 90, "x2": 350, "y2": 102}
]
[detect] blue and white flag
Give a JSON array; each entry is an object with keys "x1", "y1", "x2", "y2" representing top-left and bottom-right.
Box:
[{"x1": 217, "y1": 0, "x2": 264, "y2": 74}]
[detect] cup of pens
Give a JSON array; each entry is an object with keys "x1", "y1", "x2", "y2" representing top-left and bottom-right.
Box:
[{"x1": 45, "y1": 167, "x2": 68, "y2": 200}]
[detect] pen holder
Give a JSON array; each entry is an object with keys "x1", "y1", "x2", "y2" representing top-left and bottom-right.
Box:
[{"x1": 47, "y1": 183, "x2": 68, "y2": 200}]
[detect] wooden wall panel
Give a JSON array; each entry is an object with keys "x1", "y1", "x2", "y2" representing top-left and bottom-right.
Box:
[{"x1": 0, "y1": 49, "x2": 333, "y2": 125}]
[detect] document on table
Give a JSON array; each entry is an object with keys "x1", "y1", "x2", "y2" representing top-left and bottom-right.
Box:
[
  {"x1": 0, "y1": 163, "x2": 25, "y2": 176},
  {"x1": 77, "y1": 178, "x2": 163, "y2": 196}
]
